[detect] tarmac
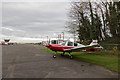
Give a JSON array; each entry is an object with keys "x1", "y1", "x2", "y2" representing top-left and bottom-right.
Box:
[{"x1": 2, "y1": 44, "x2": 118, "y2": 78}]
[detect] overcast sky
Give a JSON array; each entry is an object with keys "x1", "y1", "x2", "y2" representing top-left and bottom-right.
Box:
[{"x1": 1, "y1": 1, "x2": 72, "y2": 43}]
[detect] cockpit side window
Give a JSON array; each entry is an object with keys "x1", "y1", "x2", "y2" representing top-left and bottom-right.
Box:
[
  {"x1": 74, "y1": 43, "x2": 77, "y2": 46},
  {"x1": 68, "y1": 42, "x2": 73, "y2": 46},
  {"x1": 61, "y1": 42, "x2": 66, "y2": 46}
]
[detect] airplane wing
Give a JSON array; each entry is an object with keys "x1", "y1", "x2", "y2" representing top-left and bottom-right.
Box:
[{"x1": 63, "y1": 45, "x2": 100, "y2": 52}]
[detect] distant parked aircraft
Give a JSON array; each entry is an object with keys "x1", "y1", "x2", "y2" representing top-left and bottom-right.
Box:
[{"x1": 1, "y1": 42, "x2": 14, "y2": 45}]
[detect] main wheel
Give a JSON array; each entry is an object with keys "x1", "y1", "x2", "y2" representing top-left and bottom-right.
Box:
[
  {"x1": 53, "y1": 55, "x2": 56, "y2": 58},
  {"x1": 70, "y1": 56, "x2": 73, "y2": 59},
  {"x1": 61, "y1": 53, "x2": 64, "y2": 56}
]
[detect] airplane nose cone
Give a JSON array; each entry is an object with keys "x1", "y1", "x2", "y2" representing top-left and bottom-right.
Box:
[{"x1": 45, "y1": 45, "x2": 50, "y2": 48}]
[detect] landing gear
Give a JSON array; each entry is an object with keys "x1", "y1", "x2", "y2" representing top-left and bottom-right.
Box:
[
  {"x1": 53, "y1": 51, "x2": 57, "y2": 58},
  {"x1": 61, "y1": 52, "x2": 65, "y2": 56},
  {"x1": 70, "y1": 55, "x2": 73, "y2": 59},
  {"x1": 68, "y1": 52, "x2": 73, "y2": 59},
  {"x1": 52, "y1": 51, "x2": 73, "y2": 59}
]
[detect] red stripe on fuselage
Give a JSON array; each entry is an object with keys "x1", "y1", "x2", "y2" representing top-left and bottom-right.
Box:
[{"x1": 49, "y1": 44, "x2": 74, "y2": 51}]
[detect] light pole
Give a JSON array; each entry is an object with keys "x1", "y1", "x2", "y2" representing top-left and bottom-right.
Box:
[
  {"x1": 62, "y1": 32, "x2": 64, "y2": 41},
  {"x1": 47, "y1": 36, "x2": 48, "y2": 44},
  {"x1": 58, "y1": 34, "x2": 61, "y2": 44}
]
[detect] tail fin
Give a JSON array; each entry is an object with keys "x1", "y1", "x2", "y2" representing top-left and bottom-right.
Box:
[{"x1": 89, "y1": 40, "x2": 98, "y2": 46}]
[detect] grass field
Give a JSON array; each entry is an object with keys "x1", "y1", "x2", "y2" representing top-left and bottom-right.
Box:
[{"x1": 41, "y1": 48, "x2": 119, "y2": 72}]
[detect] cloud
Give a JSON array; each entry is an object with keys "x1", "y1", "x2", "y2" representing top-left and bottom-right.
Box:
[
  {"x1": 3, "y1": 0, "x2": 71, "y2": 2},
  {"x1": 2, "y1": 2, "x2": 71, "y2": 42},
  {"x1": 2, "y1": 27, "x2": 14, "y2": 31}
]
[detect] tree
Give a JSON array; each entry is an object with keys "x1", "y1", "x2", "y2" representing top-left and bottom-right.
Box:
[{"x1": 66, "y1": 0, "x2": 120, "y2": 42}]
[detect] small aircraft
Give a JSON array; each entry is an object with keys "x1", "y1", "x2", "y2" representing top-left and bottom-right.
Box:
[
  {"x1": 45, "y1": 40, "x2": 103, "y2": 59},
  {"x1": 1, "y1": 42, "x2": 14, "y2": 45}
]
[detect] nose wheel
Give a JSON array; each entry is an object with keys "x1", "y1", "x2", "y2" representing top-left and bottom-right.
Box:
[
  {"x1": 53, "y1": 51, "x2": 57, "y2": 58},
  {"x1": 53, "y1": 55, "x2": 56, "y2": 58}
]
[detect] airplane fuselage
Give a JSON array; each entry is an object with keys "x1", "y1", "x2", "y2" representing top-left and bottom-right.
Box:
[
  {"x1": 46, "y1": 44, "x2": 74, "y2": 52},
  {"x1": 46, "y1": 44, "x2": 98, "y2": 52},
  {"x1": 45, "y1": 40, "x2": 101, "y2": 58}
]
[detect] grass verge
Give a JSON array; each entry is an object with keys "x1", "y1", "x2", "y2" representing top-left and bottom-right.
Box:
[{"x1": 41, "y1": 48, "x2": 119, "y2": 72}]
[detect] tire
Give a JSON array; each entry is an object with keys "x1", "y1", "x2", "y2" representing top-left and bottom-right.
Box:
[
  {"x1": 53, "y1": 55, "x2": 56, "y2": 58},
  {"x1": 61, "y1": 53, "x2": 64, "y2": 56},
  {"x1": 70, "y1": 56, "x2": 73, "y2": 59}
]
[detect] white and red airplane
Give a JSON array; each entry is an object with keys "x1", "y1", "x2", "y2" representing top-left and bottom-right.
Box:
[
  {"x1": 1, "y1": 41, "x2": 14, "y2": 45},
  {"x1": 45, "y1": 40, "x2": 103, "y2": 59}
]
